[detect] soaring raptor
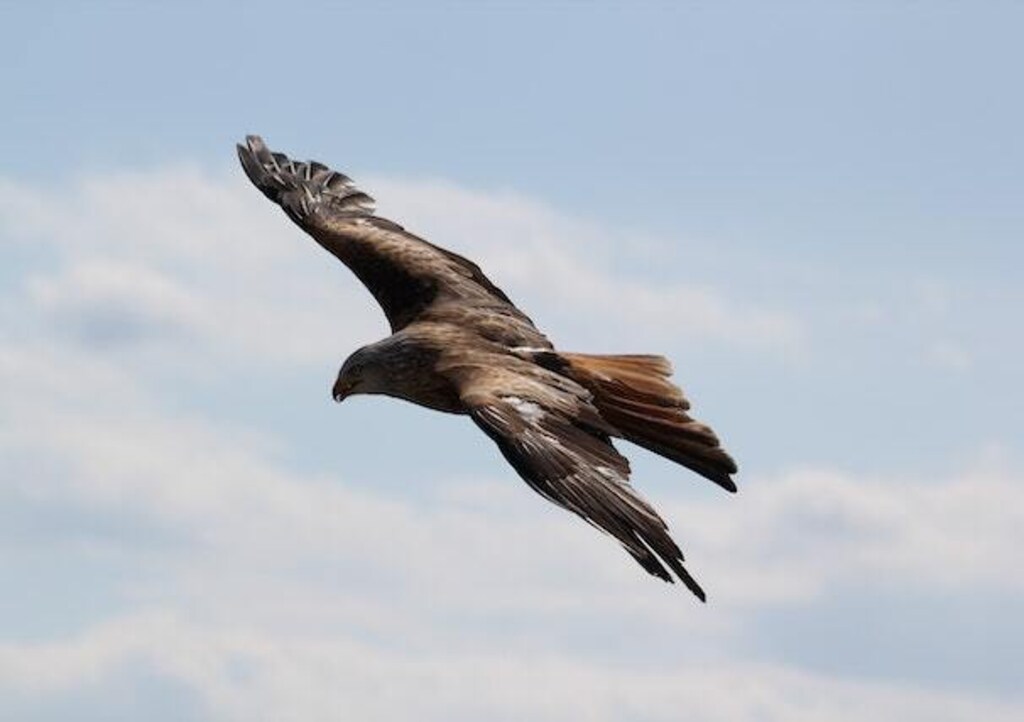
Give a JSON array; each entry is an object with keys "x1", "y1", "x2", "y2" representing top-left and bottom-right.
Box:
[{"x1": 238, "y1": 135, "x2": 737, "y2": 600}]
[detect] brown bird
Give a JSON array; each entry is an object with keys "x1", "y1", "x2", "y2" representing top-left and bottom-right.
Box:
[{"x1": 238, "y1": 135, "x2": 737, "y2": 601}]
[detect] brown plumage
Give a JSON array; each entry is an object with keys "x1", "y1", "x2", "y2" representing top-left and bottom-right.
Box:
[{"x1": 238, "y1": 135, "x2": 737, "y2": 601}]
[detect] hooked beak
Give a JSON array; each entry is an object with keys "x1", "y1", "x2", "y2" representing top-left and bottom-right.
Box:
[{"x1": 332, "y1": 378, "x2": 354, "y2": 403}]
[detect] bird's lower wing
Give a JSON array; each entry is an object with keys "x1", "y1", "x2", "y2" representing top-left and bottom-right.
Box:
[{"x1": 464, "y1": 390, "x2": 707, "y2": 600}]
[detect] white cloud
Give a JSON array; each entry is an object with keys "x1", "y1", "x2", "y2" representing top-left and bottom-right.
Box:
[
  {"x1": 8, "y1": 341, "x2": 1021, "y2": 613},
  {"x1": 1, "y1": 610, "x2": 1019, "y2": 722},
  {"x1": 1, "y1": 164, "x2": 1020, "y2": 721},
  {"x1": 370, "y1": 177, "x2": 804, "y2": 351},
  {"x1": 1, "y1": 167, "x2": 803, "y2": 370},
  {"x1": 28, "y1": 259, "x2": 209, "y2": 346},
  {"x1": 677, "y1": 466, "x2": 1024, "y2": 605},
  {"x1": 2, "y1": 168, "x2": 384, "y2": 369},
  {"x1": 3, "y1": 332, "x2": 1021, "y2": 692}
]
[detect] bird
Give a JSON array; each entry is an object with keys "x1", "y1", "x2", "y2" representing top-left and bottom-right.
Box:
[{"x1": 237, "y1": 135, "x2": 737, "y2": 601}]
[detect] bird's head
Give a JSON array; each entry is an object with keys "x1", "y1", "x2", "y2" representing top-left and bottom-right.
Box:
[
  {"x1": 332, "y1": 345, "x2": 384, "y2": 402},
  {"x1": 332, "y1": 356, "x2": 363, "y2": 403}
]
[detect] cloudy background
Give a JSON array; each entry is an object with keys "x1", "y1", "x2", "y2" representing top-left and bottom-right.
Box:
[{"x1": 2, "y1": 2, "x2": 1022, "y2": 720}]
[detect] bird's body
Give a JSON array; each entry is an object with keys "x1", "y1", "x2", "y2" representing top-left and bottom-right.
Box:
[{"x1": 238, "y1": 135, "x2": 737, "y2": 600}]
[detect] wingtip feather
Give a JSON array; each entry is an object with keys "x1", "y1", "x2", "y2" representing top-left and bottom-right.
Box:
[
  {"x1": 245, "y1": 134, "x2": 265, "y2": 152},
  {"x1": 677, "y1": 567, "x2": 707, "y2": 601},
  {"x1": 235, "y1": 134, "x2": 376, "y2": 221}
]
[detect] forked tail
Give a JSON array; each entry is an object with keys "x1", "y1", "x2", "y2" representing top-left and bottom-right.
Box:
[{"x1": 542, "y1": 352, "x2": 738, "y2": 492}]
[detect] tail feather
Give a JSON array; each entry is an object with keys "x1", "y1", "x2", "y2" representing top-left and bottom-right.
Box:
[
  {"x1": 553, "y1": 352, "x2": 738, "y2": 493},
  {"x1": 567, "y1": 354, "x2": 690, "y2": 409}
]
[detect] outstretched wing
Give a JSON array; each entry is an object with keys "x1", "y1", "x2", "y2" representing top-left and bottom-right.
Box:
[
  {"x1": 456, "y1": 363, "x2": 708, "y2": 600},
  {"x1": 237, "y1": 135, "x2": 540, "y2": 337}
]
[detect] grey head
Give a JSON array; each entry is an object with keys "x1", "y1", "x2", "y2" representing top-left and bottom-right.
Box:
[
  {"x1": 330, "y1": 334, "x2": 458, "y2": 412},
  {"x1": 332, "y1": 343, "x2": 393, "y2": 402}
]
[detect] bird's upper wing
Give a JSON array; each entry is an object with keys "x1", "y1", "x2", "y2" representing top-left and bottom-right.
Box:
[
  {"x1": 238, "y1": 135, "x2": 545, "y2": 342},
  {"x1": 451, "y1": 358, "x2": 707, "y2": 599}
]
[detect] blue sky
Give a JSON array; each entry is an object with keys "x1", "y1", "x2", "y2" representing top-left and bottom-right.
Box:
[{"x1": 1, "y1": 2, "x2": 1022, "y2": 720}]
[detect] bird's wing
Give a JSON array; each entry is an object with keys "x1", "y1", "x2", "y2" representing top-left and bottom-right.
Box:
[
  {"x1": 237, "y1": 135, "x2": 542, "y2": 338},
  {"x1": 453, "y1": 361, "x2": 707, "y2": 599}
]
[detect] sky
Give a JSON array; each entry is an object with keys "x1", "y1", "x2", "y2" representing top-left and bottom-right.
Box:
[{"x1": 1, "y1": 1, "x2": 1022, "y2": 720}]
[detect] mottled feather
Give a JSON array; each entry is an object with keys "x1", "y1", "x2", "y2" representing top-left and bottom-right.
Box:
[
  {"x1": 238, "y1": 135, "x2": 737, "y2": 600},
  {"x1": 238, "y1": 135, "x2": 544, "y2": 339}
]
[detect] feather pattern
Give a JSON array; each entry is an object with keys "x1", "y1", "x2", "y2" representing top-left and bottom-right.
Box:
[
  {"x1": 238, "y1": 135, "x2": 737, "y2": 600},
  {"x1": 237, "y1": 135, "x2": 545, "y2": 339},
  {"x1": 463, "y1": 386, "x2": 707, "y2": 600},
  {"x1": 539, "y1": 352, "x2": 738, "y2": 492}
]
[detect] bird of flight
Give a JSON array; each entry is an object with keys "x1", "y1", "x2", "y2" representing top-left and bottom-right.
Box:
[{"x1": 238, "y1": 136, "x2": 737, "y2": 601}]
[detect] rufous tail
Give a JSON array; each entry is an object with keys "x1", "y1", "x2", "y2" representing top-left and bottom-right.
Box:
[{"x1": 551, "y1": 352, "x2": 738, "y2": 492}]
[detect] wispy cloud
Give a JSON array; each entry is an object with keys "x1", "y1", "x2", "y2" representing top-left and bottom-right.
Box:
[
  {"x1": 1, "y1": 164, "x2": 1021, "y2": 721},
  {"x1": 3, "y1": 327, "x2": 1022, "y2": 719},
  {"x1": 370, "y1": 177, "x2": 805, "y2": 352},
  {"x1": 678, "y1": 466, "x2": 1024, "y2": 604},
  {"x1": 1, "y1": 168, "x2": 804, "y2": 368},
  {"x1": 2, "y1": 609, "x2": 1020, "y2": 722},
  {"x1": 2, "y1": 169, "x2": 383, "y2": 369}
]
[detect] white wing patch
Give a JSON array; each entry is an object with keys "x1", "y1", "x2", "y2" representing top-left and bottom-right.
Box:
[
  {"x1": 505, "y1": 395, "x2": 545, "y2": 424},
  {"x1": 511, "y1": 346, "x2": 551, "y2": 355}
]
